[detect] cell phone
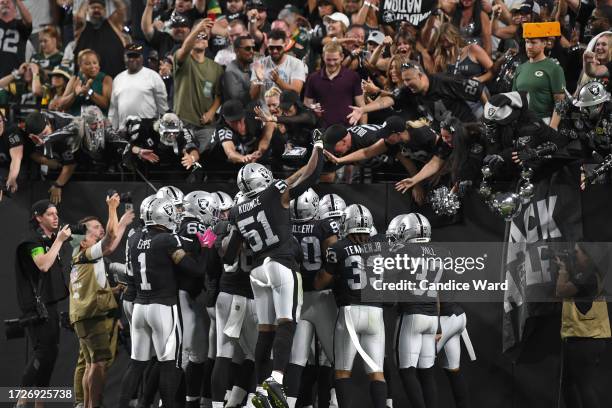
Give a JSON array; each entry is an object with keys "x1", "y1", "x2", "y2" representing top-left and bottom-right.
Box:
[{"x1": 125, "y1": 202, "x2": 134, "y2": 212}]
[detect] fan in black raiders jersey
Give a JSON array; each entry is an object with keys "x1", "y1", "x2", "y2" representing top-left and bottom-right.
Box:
[
  {"x1": 118, "y1": 196, "x2": 204, "y2": 408},
  {"x1": 24, "y1": 111, "x2": 81, "y2": 204},
  {"x1": 0, "y1": 110, "x2": 23, "y2": 197},
  {"x1": 314, "y1": 204, "x2": 387, "y2": 408},
  {"x1": 284, "y1": 188, "x2": 340, "y2": 408},
  {"x1": 123, "y1": 113, "x2": 201, "y2": 178},
  {"x1": 177, "y1": 190, "x2": 221, "y2": 408},
  {"x1": 222, "y1": 136, "x2": 326, "y2": 408},
  {"x1": 0, "y1": 0, "x2": 32, "y2": 78},
  {"x1": 210, "y1": 191, "x2": 259, "y2": 408},
  {"x1": 386, "y1": 212, "x2": 445, "y2": 408}
]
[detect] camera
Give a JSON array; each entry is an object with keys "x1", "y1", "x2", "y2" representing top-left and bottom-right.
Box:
[
  {"x1": 541, "y1": 246, "x2": 575, "y2": 273},
  {"x1": 67, "y1": 223, "x2": 88, "y2": 235},
  {"x1": 107, "y1": 189, "x2": 133, "y2": 211},
  {"x1": 4, "y1": 297, "x2": 49, "y2": 340}
]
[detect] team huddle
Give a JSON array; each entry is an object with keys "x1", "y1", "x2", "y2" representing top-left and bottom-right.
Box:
[{"x1": 118, "y1": 146, "x2": 473, "y2": 408}]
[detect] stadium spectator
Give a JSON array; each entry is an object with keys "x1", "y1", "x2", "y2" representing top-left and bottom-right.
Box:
[
  {"x1": 275, "y1": 5, "x2": 311, "y2": 60},
  {"x1": 159, "y1": 55, "x2": 174, "y2": 109},
  {"x1": 0, "y1": 109, "x2": 23, "y2": 195},
  {"x1": 321, "y1": 11, "x2": 350, "y2": 46},
  {"x1": 245, "y1": 0, "x2": 269, "y2": 49},
  {"x1": 512, "y1": 36, "x2": 566, "y2": 128},
  {"x1": 583, "y1": 33, "x2": 612, "y2": 87},
  {"x1": 264, "y1": 86, "x2": 281, "y2": 114},
  {"x1": 156, "y1": 0, "x2": 209, "y2": 22},
  {"x1": 57, "y1": 49, "x2": 112, "y2": 115},
  {"x1": 0, "y1": 0, "x2": 32, "y2": 78},
  {"x1": 73, "y1": 0, "x2": 127, "y2": 79},
  {"x1": 31, "y1": 26, "x2": 64, "y2": 79},
  {"x1": 450, "y1": 0, "x2": 492, "y2": 56},
  {"x1": 108, "y1": 43, "x2": 169, "y2": 130},
  {"x1": 305, "y1": 42, "x2": 365, "y2": 127},
  {"x1": 214, "y1": 19, "x2": 247, "y2": 66},
  {"x1": 141, "y1": 1, "x2": 192, "y2": 59},
  {"x1": 0, "y1": 62, "x2": 43, "y2": 106},
  {"x1": 222, "y1": 34, "x2": 255, "y2": 104},
  {"x1": 174, "y1": 18, "x2": 223, "y2": 144},
  {"x1": 250, "y1": 29, "x2": 307, "y2": 99},
  {"x1": 45, "y1": 65, "x2": 72, "y2": 110}
]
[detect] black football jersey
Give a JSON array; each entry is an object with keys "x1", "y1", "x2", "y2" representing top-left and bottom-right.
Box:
[
  {"x1": 204, "y1": 246, "x2": 223, "y2": 307},
  {"x1": 0, "y1": 124, "x2": 23, "y2": 169},
  {"x1": 123, "y1": 226, "x2": 143, "y2": 302},
  {"x1": 133, "y1": 118, "x2": 199, "y2": 163},
  {"x1": 393, "y1": 243, "x2": 450, "y2": 315},
  {"x1": 229, "y1": 180, "x2": 295, "y2": 269},
  {"x1": 177, "y1": 216, "x2": 207, "y2": 298},
  {"x1": 220, "y1": 244, "x2": 254, "y2": 299},
  {"x1": 0, "y1": 19, "x2": 31, "y2": 78},
  {"x1": 130, "y1": 228, "x2": 182, "y2": 306},
  {"x1": 292, "y1": 218, "x2": 340, "y2": 291},
  {"x1": 440, "y1": 302, "x2": 464, "y2": 316},
  {"x1": 324, "y1": 236, "x2": 385, "y2": 307},
  {"x1": 210, "y1": 124, "x2": 258, "y2": 157}
]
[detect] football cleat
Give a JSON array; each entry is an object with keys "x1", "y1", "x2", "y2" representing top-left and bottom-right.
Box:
[
  {"x1": 262, "y1": 378, "x2": 289, "y2": 408},
  {"x1": 251, "y1": 391, "x2": 274, "y2": 408}
]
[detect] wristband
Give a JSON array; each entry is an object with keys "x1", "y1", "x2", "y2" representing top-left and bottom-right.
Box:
[
  {"x1": 86, "y1": 88, "x2": 94, "y2": 98},
  {"x1": 53, "y1": 182, "x2": 63, "y2": 189}
]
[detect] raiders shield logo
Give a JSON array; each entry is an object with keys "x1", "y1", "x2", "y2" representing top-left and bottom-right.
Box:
[
  {"x1": 382, "y1": 10, "x2": 395, "y2": 23},
  {"x1": 487, "y1": 107, "x2": 497, "y2": 118},
  {"x1": 589, "y1": 84, "x2": 601, "y2": 96},
  {"x1": 197, "y1": 197, "x2": 209, "y2": 209},
  {"x1": 162, "y1": 203, "x2": 174, "y2": 217}
]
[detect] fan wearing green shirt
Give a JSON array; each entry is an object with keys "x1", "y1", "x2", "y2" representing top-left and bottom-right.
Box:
[{"x1": 512, "y1": 33, "x2": 566, "y2": 130}]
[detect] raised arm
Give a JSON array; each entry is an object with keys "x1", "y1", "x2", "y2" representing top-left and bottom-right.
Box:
[
  {"x1": 176, "y1": 19, "x2": 213, "y2": 64},
  {"x1": 141, "y1": 0, "x2": 156, "y2": 42},
  {"x1": 109, "y1": 0, "x2": 127, "y2": 30},
  {"x1": 15, "y1": 0, "x2": 32, "y2": 27}
]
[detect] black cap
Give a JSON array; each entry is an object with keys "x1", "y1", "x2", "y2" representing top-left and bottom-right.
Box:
[
  {"x1": 279, "y1": 90, "x2": 299, "y2": 111},
  {"x1": 89, "y1": 0, "x2": 105, "y2": 6},
  {"x1": 31, "y1": 199, "x2": 55, "y2": 218},
  {"x1": 246, "y1": 0, "x2": 266, "y2": 10},
  {"x1": 375, "y1": 115, "x2": 406, "y2": 138},
  {"x1": 170, "y1": 12, "x2": 192, "y2": 28},
  {"x1": 125, "y1": 43, "x2": 143, "y2": 56},
  {"x1": 24, "y1": 112, "x2": 47, "y2": 135},
  {"x1": 222, "y1": 99, "x2": 245, "y2": 122},
  {"x1": 323, "y1": 124, "x2": 348, "y2": 151}
]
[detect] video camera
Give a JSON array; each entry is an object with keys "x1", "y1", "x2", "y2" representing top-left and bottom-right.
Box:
[
  {"x1": 540, "y1": 245, "x2": 576, "y2": 274},
  {"x1": 107, "y1": 189, "x2": 133, "y2": 211}
]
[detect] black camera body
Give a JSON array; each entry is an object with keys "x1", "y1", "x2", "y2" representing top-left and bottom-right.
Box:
[
  {"x1": 4, "y1": 297, "x2": 49, "y2": 340},
  {"x1": 541, "y1": 246, "x2": 576, "y2": 274},
  {"x1": 107, "y1": 189, "x2": 133, "y2": 211}
]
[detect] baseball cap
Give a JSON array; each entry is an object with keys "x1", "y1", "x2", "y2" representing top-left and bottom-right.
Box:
[
  {"x1": 323, "y1": 124, "x2": 349, "y2": 151},
  {"x1": 31, "y1": 199, "x2": 55, "y2": 218},
  {"x1": 279, "y1": 90, "x2": 300, "y2": 111},
  {"x1": 24, "y1": 112, "x2": 47, "y2": 135},
  {"x1": 222, "y1": 99, "x2": 245, "y2": 122},
  {"x1": 367, "y1": 30, "x2": 384, "y2": 45},
  {"x1": 89, "y1": 0, "x2": 105, "y2": 7},
  {"x1": 125, "y1": 43, "x2": 143, "y2": 56},
  {"x1": 375, "y1": 116, "x2": 406, "y2": 138},
  {"x1": 324, "y1": 12, "x2": 350, "y2": 29},
  {"x1": 246, "y1": 0, "x2": 266, "y2": 10},
  {"x1": 170, "y1": 12, "x2": 192, "y2": 28}
]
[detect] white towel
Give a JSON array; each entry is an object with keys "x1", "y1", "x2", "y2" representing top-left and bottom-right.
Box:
[{"x1": 224, "y1": 295, "x2": 247, "y2": 339}]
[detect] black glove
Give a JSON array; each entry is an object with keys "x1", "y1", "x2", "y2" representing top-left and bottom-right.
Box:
[
  {"x1": 483, "y1": 154, "x2": 505, "y2": 170},
  {"x1": 517, "y1": 147, "x2": 538, "y2": 162}
]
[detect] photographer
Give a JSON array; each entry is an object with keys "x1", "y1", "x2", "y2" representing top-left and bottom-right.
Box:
[
  {"x1": 69, "y1": 193, "x2": 135, "y2": 408},
  {"x1": 555, "y1": 243, "x2": 611, "y2": 408},
  {"x1": 13, "y1": 200, "x2": 72, "y2": 396}
]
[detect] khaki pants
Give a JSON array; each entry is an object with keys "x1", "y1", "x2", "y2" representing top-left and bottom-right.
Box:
[{"x1": 73, "y1": 317, "x2": 119, "y2": 404}]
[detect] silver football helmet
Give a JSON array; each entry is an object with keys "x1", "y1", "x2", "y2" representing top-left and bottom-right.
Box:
[
  {"x1": 139, "y1": 194, "x2": 157, "y2": 222},
  {"x1": 343, "y1": 204, "x2": 374, "y2": 235},
  {"x1": 157, "y1": 186, "x2": 184, "y2": 207},
  {"x1": 143, "y1": 197, "x2": 177, "y2": 231},
  {"x1": 158, "y1": 112, "x2": 182, "y2": 148},
  {"x1": 574, "y1": 81, "x2": 610, "y2": 121},
  {"x1": 184, "y1": 191, "x2": 220, "y2": 226},
  {"x1": 214, "y1": 191, "x2": 233, "y2": 211},
  {"x1": 234, "y1": 191, "x2": 248, "y2": 205},
  {"x1": 370, "y1": 225, "x2": 378, "y2": 237},
  {"x1": 398, "y1": 213, "x2": 431, "y2": 243},
  {"x1": 290, "y1": 188, "x2": 319, "y2": 222},
  {"x1": 386, "y1": 214, "x2": 409, "y2": 243},
  {"x1": 81, "y1": 105, "x2": 106, "y2": 155},
  {"x1": 237, "y1": 163, "x2": 274, "y2": 197},
  {"x1": 318, "y1": 194, "x2": 346, "y2": 220}
]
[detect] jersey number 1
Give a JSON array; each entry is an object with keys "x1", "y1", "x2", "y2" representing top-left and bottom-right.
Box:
[{"x1": 138, "y1": 252, "x2": 152, "y2": 290}]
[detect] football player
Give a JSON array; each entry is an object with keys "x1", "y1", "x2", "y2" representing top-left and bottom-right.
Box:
[
  {"x1": 222, "y1": 136, "x2": 325, "y2": 408},
  {"x1": 317, "y1": 193, "x2": 347, "y2": 223},
  {"x1": 285, "y1": 188, "x2": 340, "y2": 408},
  {"x1": 213, "y1": 191, "x2": 234, "y2": 220},
  {"x1": 314, "y1": 204, "x2": 387, "y2": 408},
  {"x1": 389, "y1": 213, "x2": 444, "y2": 408},
  {"x1": 211, "y1": 191, "x2": 259, "y2": 408},
  {"x1": 119, "y1": 197, "x2": 203, "y2": 408},
  {"x1": 179, "y1": 191, "x2": 220, "y2": 408}
]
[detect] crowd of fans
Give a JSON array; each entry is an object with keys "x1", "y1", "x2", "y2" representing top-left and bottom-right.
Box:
[{"x1": 1, "y1": 0, "x2": 612, "y2": 205}]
